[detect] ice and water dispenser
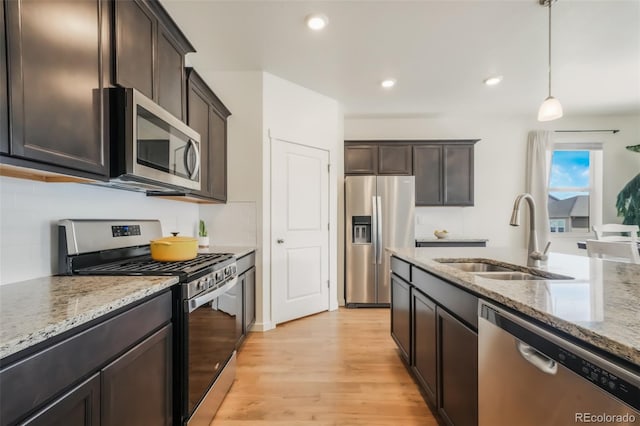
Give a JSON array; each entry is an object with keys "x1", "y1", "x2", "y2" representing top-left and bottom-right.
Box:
[{"x1": 351, "y1": 216, "x2": 371, "y2": 244}]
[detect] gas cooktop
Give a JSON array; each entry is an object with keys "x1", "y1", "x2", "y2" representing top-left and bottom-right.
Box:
[
  {"x1": 75, "y1": 253, "x2": 234, "y2": 278},
  {"x1": 57, "y1": 219, "x2": 236, "y2": 281}
]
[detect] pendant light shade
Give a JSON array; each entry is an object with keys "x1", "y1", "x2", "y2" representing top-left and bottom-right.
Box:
[
  {"x1": 538, "y1": 96, "x2": 563, "y2": 121},
  {"x1": 538, "y1": 0, "x2": 563, "y2": 121}
]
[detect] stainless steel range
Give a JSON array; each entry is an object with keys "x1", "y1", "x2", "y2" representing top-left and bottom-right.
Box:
[{"x1": 58, "y1": 219, "x2": 238, "y2": 426}]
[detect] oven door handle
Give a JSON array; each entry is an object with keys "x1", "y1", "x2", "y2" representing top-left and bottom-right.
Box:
[{"x1": 188, "y1": 277, "x2": 238, "y2": 313}]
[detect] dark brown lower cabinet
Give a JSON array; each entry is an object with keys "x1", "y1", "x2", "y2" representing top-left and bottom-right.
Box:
[
  {"x1": 412, "y1": 289, "x2": 437, "y2": 405},
  {"x1": 21, "y1": 374, "x2": 100, "y2": 426},
  {"x1": 244, "y1": 266, "x2": 256, "y2": 333},
  {"x1": 236, "y1": 264, "x2": 256, "y2": 349},
  {"x1": 437, "y1": 308, "x2": 478, "y2": 426},
  {"x1": 236, "y1": 252, "x2": 256, "y2": 349},
  {"x1": 235, "y1": 278, "x2": 245, "y2": 345},
  {"x1": 101, "y1": 324, "x2": 173, "y2": 426},
  {"x1": 0, "y1": 292, "x2": 173, "y2": 426},
  {"x1": 390, "y1": 275, "x2": 411, "y2": 363},
  {"x1": 0, "y1": 1, "x2": 8, "y2": 155},
  {"x1": 390, "y1": 256, "x2": 479, "y2": 426}
]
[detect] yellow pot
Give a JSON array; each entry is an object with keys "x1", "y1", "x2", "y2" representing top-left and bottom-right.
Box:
[{"x1": 150, "y1": 233, "x2": 198, "y2": 262}]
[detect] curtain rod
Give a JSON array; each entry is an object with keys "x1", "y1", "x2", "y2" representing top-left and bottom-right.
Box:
[{"x1": 554, "y1": 129, "x2": 620, "y2": 134}]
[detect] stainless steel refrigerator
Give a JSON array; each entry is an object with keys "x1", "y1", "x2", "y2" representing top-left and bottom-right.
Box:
[{"x1": 345, "y1": 176, "x2": 415, "y2": 306}]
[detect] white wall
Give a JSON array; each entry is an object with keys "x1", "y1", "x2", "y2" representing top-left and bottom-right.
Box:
[
  {"x1": 194, "y1": 71, "x2": 343, "y2": 330},
  {"x1": 194, "y1": 71, "x2": 267, "y2": 326},
  {"x1": 0, "y1": 177, "x2": 199, "y2": 285},
  {"x1": 345, "y1": 112, "x2": 640, "y2": 256}
]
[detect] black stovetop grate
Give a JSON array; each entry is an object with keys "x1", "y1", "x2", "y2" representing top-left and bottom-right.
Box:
[{"x1": 75, "y1": 253, "x2": 233, "y2": 275}]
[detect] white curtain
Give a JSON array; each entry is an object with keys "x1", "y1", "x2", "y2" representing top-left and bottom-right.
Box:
[{"x1": 526, "y1": 130, "x2": 554, "y2": 247}]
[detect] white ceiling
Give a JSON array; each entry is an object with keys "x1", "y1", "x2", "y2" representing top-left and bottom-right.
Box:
[{"x1": 161, "y1": 0, "x2": 640, "y2": 118}]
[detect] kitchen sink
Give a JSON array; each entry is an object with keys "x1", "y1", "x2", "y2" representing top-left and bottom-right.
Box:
[
  {"x1": 474, "y1": 272, "x2": 545, "y2": 280},
  {"x1": 439, "y1": 262, "x2": 515, "y2": 273},
  {"x1": 435, "y1": 258, "x2": 574, "y2": 281}
]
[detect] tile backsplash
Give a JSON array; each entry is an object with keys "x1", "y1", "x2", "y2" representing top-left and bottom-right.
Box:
[
  {"x1": 0, "y1": 176, "x2": 199, "y2": 285},
  {"x1": 200, "y1": 202, "x2": 257, "y2": 246}
]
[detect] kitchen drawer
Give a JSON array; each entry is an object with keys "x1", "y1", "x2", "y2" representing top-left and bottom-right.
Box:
[
  {"x1": 411, "y1": 267, "x2": 478, "y2": 330},
  {"x1": 237, "y1": 251, "x2": 256, "y2": 276},
  {"x1": 391, "y1": 256, "x2": 411, "y2": 282},
  {"x1": 0, "y1": 291, "x2": 171, "y2": 425}
]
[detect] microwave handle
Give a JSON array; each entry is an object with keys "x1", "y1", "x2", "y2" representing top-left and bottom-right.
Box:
[{"x1": 184, "y1": 139, "x2": 201, "y2": 180}]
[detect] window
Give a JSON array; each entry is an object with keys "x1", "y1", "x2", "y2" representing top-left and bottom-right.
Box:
[
  {"x1": 547, "y1": 143, "x2": 603, "y2": 234},
  {"x1": 550, "y1": 219, "x2": 566, "y2": 233}
]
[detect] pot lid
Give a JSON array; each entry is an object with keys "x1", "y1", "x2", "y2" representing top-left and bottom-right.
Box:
[{"x1": 151, "y1": 232, "x2": 197, "y2": 244}]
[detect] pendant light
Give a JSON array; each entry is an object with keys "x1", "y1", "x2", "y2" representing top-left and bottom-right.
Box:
[{"x1": 537, "y1": 0, "x2": 563, "y2": 121}]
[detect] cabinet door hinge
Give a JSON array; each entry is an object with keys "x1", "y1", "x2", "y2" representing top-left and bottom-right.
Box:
[
  {"x1": 327, "y1": 280, "x2": 330, "y2": 288},
  {"x1": 327, "y1": 164, "x2": 331, "y2": 173}
]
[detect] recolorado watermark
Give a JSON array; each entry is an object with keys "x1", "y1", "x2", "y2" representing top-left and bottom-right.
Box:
[{"x1": 575, "y1": 412, "x2": 637, "y2": 423}]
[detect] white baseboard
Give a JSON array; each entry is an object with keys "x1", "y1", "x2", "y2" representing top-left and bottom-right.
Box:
[{"x1": 250, "y1": 321, "x2": 276, "y2": 332}]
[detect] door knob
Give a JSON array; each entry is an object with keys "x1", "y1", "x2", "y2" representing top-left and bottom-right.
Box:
[{"x1": 277, "y1": 239, "x2": 285, "y2": 244}]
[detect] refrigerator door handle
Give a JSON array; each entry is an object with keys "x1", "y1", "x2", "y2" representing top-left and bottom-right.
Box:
[
  {"x1": 371, "y1": 196, "x2": 378, "y2": 265},
  {"x1": 376, "y1": 196, "x2": 383, "y2": 264}
]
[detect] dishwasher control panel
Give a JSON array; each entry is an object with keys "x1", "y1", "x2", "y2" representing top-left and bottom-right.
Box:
[{"x1": 556, "y1": 348, "x2": 638, "y2": 407}]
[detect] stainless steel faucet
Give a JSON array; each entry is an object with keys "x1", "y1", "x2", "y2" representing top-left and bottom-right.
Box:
[{"x1": 510, "y1": 193, "x2": 551, "y2": 267}]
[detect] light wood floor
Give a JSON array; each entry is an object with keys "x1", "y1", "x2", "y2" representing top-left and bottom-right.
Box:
[{"x1": 212, "y1": 308, "x2": 438, "y2": 425}]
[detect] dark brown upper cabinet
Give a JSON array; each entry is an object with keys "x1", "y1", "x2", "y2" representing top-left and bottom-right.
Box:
[
  {"x1": 344, "y1": 142, "x2": 411, "y2": 175},
  {"x1": 114, "y1": 0, "x2": 155, "y2": 100},
  {"x1": 344, "y1": 144, "x2": 377, "y2": 174},
  {"x1": 443, "y1": 144, "x2": 474, "y2": 205},
  {"x1": 114, "y1": 0, "x2": 194, "y2": 121},
  {"x1": 345, "y1": 140, "x2": 477, "y2": 206},
  {"x1": 3, "y1": 0, "x2": 110, "y2": 178},
  {"x1": 186, "y1": 69, "x2": 231, "y2": 202},
  {"x1": 378, "y1": 144, "x2": 412, "y2": 175},
  {"x1": 413, "y1": 145, "x2": 443, "y2": 205},
  {"x1": 1, "y1": 2, "x2": 8, "y2": 155},
  {"x1": 413, "y1": 141, "x2": 477, "y2": 206}
]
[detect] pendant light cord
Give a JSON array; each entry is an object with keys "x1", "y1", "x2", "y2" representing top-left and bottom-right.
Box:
[{"x1": 548, "y1": 0, "x2": 552, "y2": 97}]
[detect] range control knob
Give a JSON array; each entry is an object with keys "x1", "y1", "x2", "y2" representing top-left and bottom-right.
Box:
[{"x1": 196, "y1": 280, "x2": 205, "y2": 291}]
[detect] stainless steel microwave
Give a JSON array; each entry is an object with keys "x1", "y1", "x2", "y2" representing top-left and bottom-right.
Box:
[{"x1": 109, "y1": 88, "x2": 201, "y2": 192}]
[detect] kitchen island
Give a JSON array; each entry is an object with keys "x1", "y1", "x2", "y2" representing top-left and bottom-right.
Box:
[
  {"x1": 389, "y1": 246, "x2": 640, "y2": 365},
  {"x1": 388, "y1": 247, "x2": 639, "y2": 426}
]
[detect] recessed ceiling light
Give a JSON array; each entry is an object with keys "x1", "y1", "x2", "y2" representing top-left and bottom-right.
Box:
[
  {"x1": 483, "y1": 75, "x2": 503, "y2": 86},
  {"x1": 306, "y1": 14, "x2": 328, "y2": 31},
  {"x1": 381, "y1": 79, "x2": 397, "y2": 89}
]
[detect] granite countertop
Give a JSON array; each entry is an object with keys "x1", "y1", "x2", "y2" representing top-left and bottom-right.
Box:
[
  {"x1": 0, "y1": 275, "x2": 179, "y2": 360},
  {"x1": 198, "y1": 246, "x2": 256, "y2": 258},
  {"x1": 415, "y1": 237, "x2": 489, "y2": 243},
  {"x1": 388, "y1": 247, "x2": 640, "y2": 366}
]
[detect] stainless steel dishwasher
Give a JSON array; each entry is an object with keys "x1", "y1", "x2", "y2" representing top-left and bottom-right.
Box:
[{"x1": 479, "y1": 301, "x2": 640, "y2": 426}]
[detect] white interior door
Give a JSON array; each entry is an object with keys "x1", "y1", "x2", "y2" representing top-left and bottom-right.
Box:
[{"x1": 271, "y1": 138, "x2": 330, "y2": 324}]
